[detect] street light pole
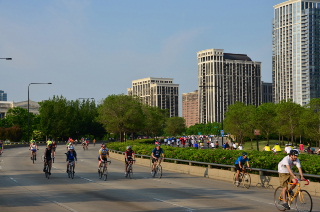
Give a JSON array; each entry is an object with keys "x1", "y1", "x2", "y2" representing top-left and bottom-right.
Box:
[{"x1": 27, "y1": 83, "x2": 52, "y2": 143}]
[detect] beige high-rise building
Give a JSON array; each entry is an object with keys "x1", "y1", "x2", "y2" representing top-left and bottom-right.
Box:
[
  {"x1": 182, "y1": 90, "x2": 199, "y2": 127},
  {"x1": 198, "y1": 49, "x2": 262, "y2": 124},
  {"x1": 128, "y1": 77, "x2": 179, "y2": 117},
  {"x1": 273, "y1": 0, "x2": 320, "y2": 105}
]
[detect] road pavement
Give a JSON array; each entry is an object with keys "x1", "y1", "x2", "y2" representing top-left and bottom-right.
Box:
[{"x1": 0, "y1": 145, "x2": 319, "y2": 212}]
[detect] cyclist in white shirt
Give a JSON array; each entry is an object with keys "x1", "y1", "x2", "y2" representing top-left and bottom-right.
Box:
[{"x1": 277, "y1": 150, "x2": 305, "y2": 210}]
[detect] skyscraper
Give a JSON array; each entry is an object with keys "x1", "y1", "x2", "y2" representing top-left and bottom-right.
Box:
[
  {"x1": 198, "y1": 49, "x2": 262, "y2": 124},
  {"x1": 128, "y1": 77, "x2": 179, "y2": 117},
  {"x1": 273, "y1": 0, "x2": 320, "y2": 105},
  {"x1": 182, "y1": 90, "x2": 199, "y2": 127},
  {"x1": 0, "y1": 90, "x2": 7, "y2": 101}
]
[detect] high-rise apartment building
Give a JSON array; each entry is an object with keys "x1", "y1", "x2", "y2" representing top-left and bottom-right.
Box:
[
  {"x1": 198, "y1": 49, "x2": 262, "y2": 124},
  {"x1": 262, "y1": 82, "x2": 273, "y2": 103},
  {"x1": 182, "y1": 90, "x2": 199, "y2": 127},
  {"x1": 128, "y1": 77, "x2": 179, "y2": 117},
  {"x1": 0, "y1": 90, "x2": 7, "y2": 101},
  {"x1": 273, "y1": 0, "x2": 320, "y2": 105}
]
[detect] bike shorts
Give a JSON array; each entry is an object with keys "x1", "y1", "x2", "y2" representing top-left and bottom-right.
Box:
[
  {"x1": 235, "y1": 164, "x2": 243, "y2": 171},
  {"x1": 152, "y1": 158, "x2": 160, "y2": 163},
  {"x1": 98, "y1": 156, "x2": 108, "y2": 161},
  {"x1": 31, "y1": 149, "x2": 37, "y2": 152},
  {"x1": 125, "y1": 158, "x2": 134, "y2": 164}
]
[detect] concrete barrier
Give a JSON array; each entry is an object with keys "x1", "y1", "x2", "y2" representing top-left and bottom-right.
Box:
[{"x1": 109, "y1": 151, "x2": 320, "y2": 197}]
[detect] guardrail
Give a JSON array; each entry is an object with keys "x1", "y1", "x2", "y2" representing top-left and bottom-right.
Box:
[{"x1": 110, "y1": 150, "x2": 320, "y2": 180}]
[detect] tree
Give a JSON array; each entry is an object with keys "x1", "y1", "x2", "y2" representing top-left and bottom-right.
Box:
[
  {"x1": 224, "y1": 102, "x2": 256, "y2": 144},
  {"x1": 97, "y1": 94, "x2": 145, "y2": 141},
  {"x1": 301, "y1": 98, "x2": 320, "y2": 147},
  {"x1": 142, "y1": 105, "x2": 168, "y2": 137},
  {"x1": 275, "y1": 100, "x2": 303, "y2": 144},
  {"x1": 255, "y1": 102, "x2": 277, "y2": 143},
  {"x1": 164, "y1": 117, "x2": 186, "y2": 136}
]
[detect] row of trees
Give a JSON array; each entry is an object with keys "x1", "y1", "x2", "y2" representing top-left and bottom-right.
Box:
[
  {"x1": 223, "y1": 99, "x2": 320, "y2": 147},
  {"x1": 96, "y1": 94, "x2": 186, "y2": 141},
  {"x1": 1, "y1": 92, "x2": 320, "y2": 146}
]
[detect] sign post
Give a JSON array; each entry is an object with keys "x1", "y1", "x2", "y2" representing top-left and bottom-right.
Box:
[{"x1": 254, "y1": 129, "x2": 261, "y2": 151}]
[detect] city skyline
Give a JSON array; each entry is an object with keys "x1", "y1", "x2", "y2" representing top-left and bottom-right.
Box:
[{"x1": 1, "y1": 0, "x2": 280, "y2": 104}]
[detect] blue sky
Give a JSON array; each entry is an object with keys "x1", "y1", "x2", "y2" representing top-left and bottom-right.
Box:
[{"x1": 1, "y1": 0, "x2": 281, "y2": 104}]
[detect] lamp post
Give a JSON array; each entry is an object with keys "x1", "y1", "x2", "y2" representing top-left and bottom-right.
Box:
[
  {"x1": 199, "y1": 85, "x2": 224, "y2": 146},
  {"x1": 0, "y1": 58, "x2": 12, "y2": 60},
  {"x1": 27, "y1": 83, "x2": 52, "y2": 143}
]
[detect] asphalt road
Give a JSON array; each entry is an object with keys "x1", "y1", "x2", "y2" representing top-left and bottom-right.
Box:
[{"x1": 1, "y1": 145, "x2": 319, "y2": 212}]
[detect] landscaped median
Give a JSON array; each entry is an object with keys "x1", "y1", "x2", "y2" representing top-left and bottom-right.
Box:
[
  {"x1": 107, "y1": 139, "x2": 320, "y2": 197},
  {"x1": 109, "y1": 150, "x2": 320, "y2": 197}
]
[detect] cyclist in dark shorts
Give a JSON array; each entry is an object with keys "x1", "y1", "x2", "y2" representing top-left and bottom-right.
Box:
[
  {"x1": 234, "y1": 152, "x2": 251, "y2": 186},
  {"x1": 43, "y1": 144, "x2": 53, "y2": 175},
  {"x1": 151, "y1": 144, "x2": 165, "y2": 174},
  {"x1": 124, "y1": 146, "x2": 135, "y2": 175}
]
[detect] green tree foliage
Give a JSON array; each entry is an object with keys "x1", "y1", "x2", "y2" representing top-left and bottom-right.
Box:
[
  {"x1": 255, "y1": 102, "x2": 277, "y2": 142},
  {"x1": 275, "y1": 100, "x2": 303, "y2": 144},
  {"x1": 224, "y1": 102, "x2": 256, "y2": 144},
  {"x1": 39, "y1": 95, "x2": 104, "y2": 140},
  {"x1": 164, "y1": 117, "x2": 186, "y2": 136},
  {"x1": 186, "y1": 122, "x2": 221, "y2": 135},
  {"x1": 142, "y1": 105, "x2": 167, "y2": 137},
  {"x1": 301, "y1": 98, "x2": 320, "y2": 147},
  {"x1": 97, "y1": 94, "x2": 145, "y2": 141}
]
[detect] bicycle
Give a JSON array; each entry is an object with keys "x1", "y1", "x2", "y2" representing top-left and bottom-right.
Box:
[
  {"x1": 151, "y1": 158, "x2": 163, "y2": 178},
  {"x1": 233, "y1": 167, "x2": 251, "y2": 189},
  {"x1": 67, "y1": 160, "x2": 75, "y2": 179},
  {"x1": 125, "y1": 159, "x2": 135, "y2": 179},
  {"x1": 30, "y1": 149, "x2": 39, "y2": 164},
  {"x1": 274, "y1": 179, "x2": 313, "y2": 212},
  {"x1": 98, "y1": 160, "x2": 111, "y2": 181},
  {"x1": 43, "y1": 159, "x2": 51, "y2": 179}
]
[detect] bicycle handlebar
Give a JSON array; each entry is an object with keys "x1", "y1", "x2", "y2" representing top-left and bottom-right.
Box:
[{"x1": 289, "y1": 179, "x2": 310, "y2": 186}]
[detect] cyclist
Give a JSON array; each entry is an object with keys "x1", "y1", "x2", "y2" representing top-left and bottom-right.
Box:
[
  {"x1": 272, "y1": 143, "x2": 282, "y2": 152},
  {"x1": 98, "y1": 144, "x2": 109, "y2": 172},
  {"x1": 151, "y1": 144, "x2": 165, "y2": 174},
  {"x1": 234, "y1": 152, "x2": 251, "y2": 186},
  {"x1": 278, "y1": 149, "x2": 305, "y2": 210},
  {"x1": 0, "y1": 140, "x2": 3, "y2": 155},
  {"x1": 52, "y1": 140, "x2": 57, "y2": 162},
  {"x1": 124, "y1": 146, "x2": 135, "y2": 176},
  {"x1": 65, "y1": 145, "x2": 77, "y2": 173},
  {"x1": 29, "y1": 141, "x2": 38, "y2": 160},
  {"x1": 263, "y1": 144, "x2": 271, "y2": 151},
  {"x1": 43, "y1": 144, "x2": 53, "y2": 175}
]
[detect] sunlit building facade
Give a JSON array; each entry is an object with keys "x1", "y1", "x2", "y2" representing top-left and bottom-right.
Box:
[
  {"x1": 273, "y1": 0, "x2": 320, "y2": 105},
  {"x1": 128, "y1": 77, "x2": 179, "y2": 117}
]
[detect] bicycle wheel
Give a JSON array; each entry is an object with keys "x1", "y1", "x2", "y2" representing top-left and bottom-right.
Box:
[
  {"x1": 103, "y1": 167, "x2": 108, "y2": 181},
  {"x1": 98, "y1": 166, "x2": 103, "y2": 179},
  {"x1": 295, "y1": 190, "x2": 313, "y2": 212},
  {"x1": 128, "y1": 165, "x2": 133, "y2": 179},
  {"x1": 274, "y1": 186, "x2": 286, "y2": 211},
  {"x1": 155, "y1": 165, "x2": 162, "y2": 178},
  {"x1": 45, "y1": 164, "x2": 50, "y2": 179},
  {"x1": 68, "y1": 164, "x2": 71, "y2": 178},
  {"x1": 32, "y1": 154, "x2": 35, "y2": 164},
  {"x1": 70, "y1": 165, "x2": 74, "y2": 179},
  {"x1": 233, "y1": 173, "x2": 238, "y2": 187},
  {"x1": 242, "y1": 173, "x2": 251, "y2": 189}
]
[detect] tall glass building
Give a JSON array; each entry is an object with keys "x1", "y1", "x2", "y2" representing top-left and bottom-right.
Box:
[
  {"x1": 273, "y1": 0, "x2": 320, "y2": 105},
  {"x1": 0, "y1": 90, "x2": 7, "y2": 101}
]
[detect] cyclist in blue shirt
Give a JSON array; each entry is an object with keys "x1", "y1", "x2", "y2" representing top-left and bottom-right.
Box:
[
  {"x1": 65, "y1": 146, "x2": 77, "y2": 173},
  {"x1": 151, "y1": 144, "x2": 165, "y2": 174},
  {"x1": 235, "y1": 152, "x2": 251, "y2": 186}
]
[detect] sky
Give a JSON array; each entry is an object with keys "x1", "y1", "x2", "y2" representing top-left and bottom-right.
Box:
[{"x1": 1, "y1": 0, "x2": 282, "y2": 105}]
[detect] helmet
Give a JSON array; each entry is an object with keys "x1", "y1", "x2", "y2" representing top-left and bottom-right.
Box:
[
  {"x1": 289, "y1": 150, "x2": 299, "y2": 156},
  {"x1": 69, "y1": 146, "x2": 74, "y2": 150},
  {"x1": 242, "y1": 152, "x2": 248, "y2": 156},
  {"x1": 127, "y1": 146, "x2": 132, "y2": 150}
]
